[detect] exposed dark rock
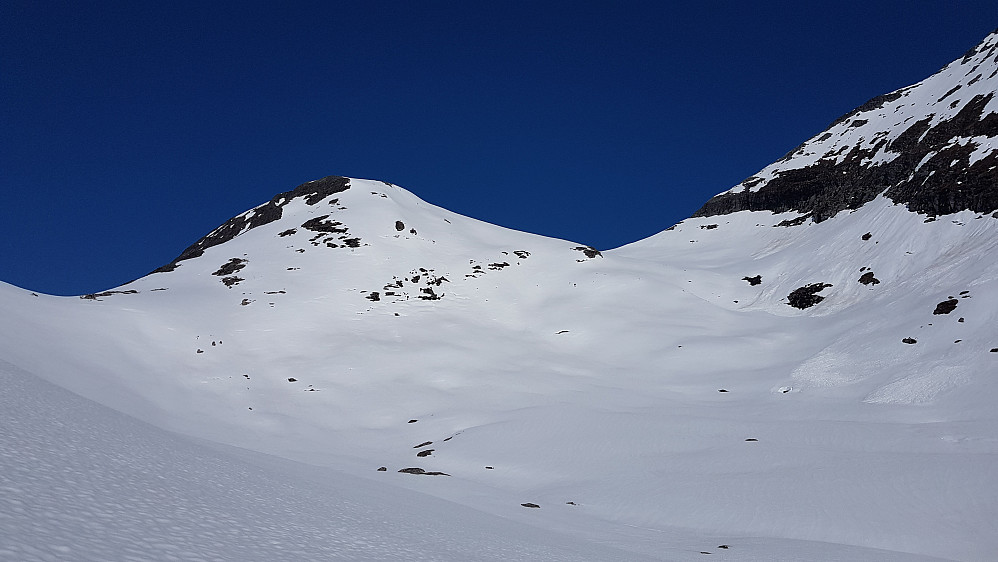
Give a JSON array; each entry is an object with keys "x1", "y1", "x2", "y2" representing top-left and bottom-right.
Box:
[
  {"x1": 240, "y1": 298, "x2": 252, "y2": 306},
  {"x1": 745, "y1": 438, "x2": 758, "y2": 442},
  {"x1": 694, "y1": 91, "x2": 998, "y2": 222},
  {"x1": 416, "y1": 449, "x2": 434, "y2": 457},
  {"x1": 937, "y1": 85, "x2": 962, "y2": 103},
  {"x1": 858, "y1": 272, "x2": 880, "y2": 285},
  {"x1": 365, "y1": 292, "x2": 380, "y2": 302},
  {"x1": 407, "y1": 419, "x2": 418, "y2": 423},
  {"x1": 287, "y1": 377, "x2": 297, "y2": 382},
  {"x1": 742, "y1": 275, "x2": 762, "y2": 286},
  {"x1": 488, "y1": 262, "x2": 510, "y2": 270},
  {"x1": 398, "y1": 467, "x2": 450, "y2": 476},
  {"x1": 520, "y1": 503, "x2": 540, "y2": 508},
  {"x1": 154, "y1": 176, "x2": 349, "y2": 273},
  {"x1": 278, "y1": 228, "x2": 296, "y2": 237},
  {"x1": 690, "y1": 31, "x2": 998, "y2": 224},
  {"x1": 959, "y1": 317, "x2": 965, "y2": 322},
  {"x1": 301, "y1": 215, "x2": 348, "y2": 234},
  {"x1": 700, "y1": 224, "x2": 718, "y2": 230},
  {"x1": 933, "y1": 299, "x2": 959, "y2": 314},
  {"x1": 221, "y1": 276, "x2": 244, "y2": 288},
  {"x1": 513, "y1": 250, "x2": 530, "y2": 259},
  {"x1": 903, "y1": 337, "x2": 917, "y2": 344},
  {"x1": 786, "y1": 283, "x2": 832, "y2": 309},
  {"x1": 829, "y1": 90, "x2": 907, "y2": 128},
  {"x1": 80, "y1": 289, "x2": 139, "y2": 300},
  {"x1": 212, "y1": 258, "x2": 247, "y2": 277},
  {"x1": 377, "y1": 466, "x2": 387, "y2": 471},
  {"x1": 573, "y1": 246, "x2": 602, "y2": 258},
  {"x1": 343, "y1": 238, "x2": 361, "y2": 248},
  {"x1": 991, "y1": 348, "x2": 998, "y2": 352},
  {"x1": 395, "y1": 220, "x2": 405, "y2": 231},
  {"x1": 862, "y1": 232, "x2": 872, "y2": 240},
  {"x1": 774, "y1": 215, "x2": 810, "y2": 227},
  {"x1": 414, "y1": 441, "x2": 432, "y2": 448},
  {"x1": 418, "y1": 287, "x2": 441, "y2": 300}
]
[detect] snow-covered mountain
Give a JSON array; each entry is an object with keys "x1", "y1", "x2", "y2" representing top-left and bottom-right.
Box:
[
  {"x1": 695, "y1": 27, "x2": 998, "y2": 221},
  {"x1": 3, "y1": 30, "x2": 998, "y2": 562}
]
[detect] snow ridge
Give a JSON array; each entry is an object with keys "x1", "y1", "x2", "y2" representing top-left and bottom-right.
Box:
[{"x1": 695, "y1": 28, "x2": 998, "y2": 221}]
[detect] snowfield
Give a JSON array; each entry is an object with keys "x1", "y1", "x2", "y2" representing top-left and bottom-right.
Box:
[
  {"x1": 0, "y1": 361, "x2": 652, "y2": 561},
  {"x1": 2, "y1": 177, "x2": 996, "y2": 561}
]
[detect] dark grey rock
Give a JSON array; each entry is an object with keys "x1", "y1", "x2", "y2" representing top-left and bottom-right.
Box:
[
  {"x1": 154, "y1": 176, "x2": 349, "y2": 273},
  {"x1": 692, "y1": 32, "x2": 998, "y2": 224},
  {"x1": 933, "y1": 299, "x2": 959, "y2": 314},
  {"x1": 858, "y1": 272, "x2": 880, "y2": 285},
  {"x1": 787, "y1": 283, "x2": 832, "y2": 309}
]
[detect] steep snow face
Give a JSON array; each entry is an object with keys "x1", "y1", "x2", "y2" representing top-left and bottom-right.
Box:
[
  {"x1": 695, "y1": 29, "x2": 998, "y2": 221},
  {"x1": 2, "y1": 174, "x2": 998, "y2": 560}
]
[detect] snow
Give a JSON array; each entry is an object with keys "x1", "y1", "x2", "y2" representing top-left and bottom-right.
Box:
[
  {"x1": 2, "y1": 174, "x2": 997, "y2": 560},
  {"x1": 715, "y1": 30, "x2": 998, "y2": 198},
  {"x1": 0, "y1": 360, "x2": 648, "y2": 561},
  {"x1": 4, "y1": 30, "x2": 998, "y2": 562}
]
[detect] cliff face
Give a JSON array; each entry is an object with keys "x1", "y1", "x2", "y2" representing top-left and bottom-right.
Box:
[{"x1": 694, "y1": 29, "x2": 998, "y2": 222}]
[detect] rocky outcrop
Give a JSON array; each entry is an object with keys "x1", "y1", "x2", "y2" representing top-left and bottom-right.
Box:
[
  {"x1": 693, "y1": 30, "x2": 998, "y2": 223},
  {"x1": 154, "y1": 176, "x2": 350, "y2": 272}
]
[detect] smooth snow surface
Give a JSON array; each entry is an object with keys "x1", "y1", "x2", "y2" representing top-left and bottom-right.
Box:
[{"x1": 2, "y1": 176, "x2": 996, "y2": 560}]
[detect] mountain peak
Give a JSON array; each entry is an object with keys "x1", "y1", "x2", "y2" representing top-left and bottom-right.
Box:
[
  {"x1": 693, "y1": 29, "x2": 998, "y2": 223},
  {"x1": 154, "y1": 176, "x2": 351, "y2": 273}
]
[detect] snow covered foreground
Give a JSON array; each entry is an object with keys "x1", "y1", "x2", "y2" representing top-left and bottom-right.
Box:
[
  {"x1": 0, "y1": 360, "x2": 646, "y2": 561},
  {"x1": 2, "y1": 175, "x2": 997, "y2": 561},
  {"x1": 0, "y1": 358, "x2": 949, "y2": 562}
]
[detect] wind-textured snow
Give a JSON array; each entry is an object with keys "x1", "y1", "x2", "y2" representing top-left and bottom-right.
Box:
[
  {"x1": 4, "y1": 32, "x2": 998, "y2": 562},
  {"x1": 0, "y1": 360, "x2": 648, "y2": 561}
]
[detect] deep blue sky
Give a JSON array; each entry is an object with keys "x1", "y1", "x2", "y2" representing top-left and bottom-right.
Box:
[{"x1": 2, "y1": 2, "x2": 996, "y2": 295}]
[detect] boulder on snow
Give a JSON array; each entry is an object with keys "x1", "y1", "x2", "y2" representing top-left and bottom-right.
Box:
[
  {"x1": 933, "y1": 299, "x2": 958, "y2": 314},
  {"x1": 786, "y1": 283, "x2": 832, "y2": 309}
]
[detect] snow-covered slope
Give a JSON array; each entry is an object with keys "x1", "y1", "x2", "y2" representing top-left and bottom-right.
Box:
[
  {"x1": 695, "y1": 28, "x2": 998, "y2": 222},
  {"x1": 0, "y1": 360, "x2": 650, "y2": 562},
  {"x1": 3, "y1": 30, "x2": 998, "y2": 562}
]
